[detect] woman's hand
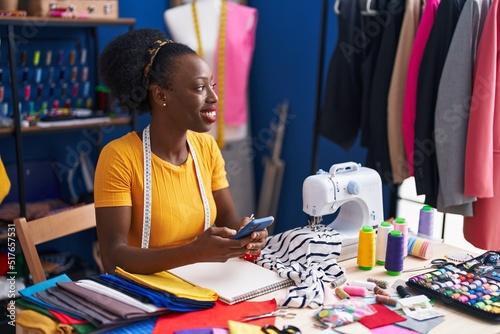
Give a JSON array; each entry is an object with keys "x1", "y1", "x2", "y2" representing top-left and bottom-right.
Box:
[
  {"x1": 237, "y1": 216, "x2": 269, "y2": 255},
  {"x1": 190, "y1": 226, "x2": 249, "y2": 262}
]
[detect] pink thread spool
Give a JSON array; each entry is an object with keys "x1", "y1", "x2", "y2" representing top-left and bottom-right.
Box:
[
  {"x1": 343, "y1": 285, "x2": 367, "y2": 297},
  {"x1": 393, "y1": 217, "x2": 408, "y2": 257}
]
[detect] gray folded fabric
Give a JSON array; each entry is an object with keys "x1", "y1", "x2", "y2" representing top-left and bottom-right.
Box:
[{"x1": 56, "y1": 281, "x2": 148, "y2": 319}]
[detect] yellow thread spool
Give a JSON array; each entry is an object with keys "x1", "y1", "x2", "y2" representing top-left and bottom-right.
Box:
[{"x1": 357, "y1": 225, "x2": 376, "y2": 270}]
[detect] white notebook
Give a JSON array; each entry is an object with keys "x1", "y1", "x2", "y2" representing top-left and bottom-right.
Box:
[{"x1": 168, "y1": 258, "x2": 294, "y2": 305}]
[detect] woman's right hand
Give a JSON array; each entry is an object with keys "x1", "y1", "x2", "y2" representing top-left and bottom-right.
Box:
[{"x1": 191, "y1": 226, "x2": 250, "y2": 262}]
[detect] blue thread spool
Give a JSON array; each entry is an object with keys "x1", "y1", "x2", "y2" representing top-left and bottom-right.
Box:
[{"x1": 385, "y1": 230, "x2": 404, "y2": 276}]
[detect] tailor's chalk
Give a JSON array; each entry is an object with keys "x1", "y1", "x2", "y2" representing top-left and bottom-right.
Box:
[{"x1": 396, "y1": 285, "x2": 411, "y2": 298}]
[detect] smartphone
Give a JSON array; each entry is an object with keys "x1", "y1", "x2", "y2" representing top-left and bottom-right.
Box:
[{"x1": 232, "y1": 216, "x2": 274, "y2": 240}]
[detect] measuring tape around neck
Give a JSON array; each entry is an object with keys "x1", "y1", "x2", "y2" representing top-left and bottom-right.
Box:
[{"x1": 141, "y1": 125, "x2": 210, "y2": 248}]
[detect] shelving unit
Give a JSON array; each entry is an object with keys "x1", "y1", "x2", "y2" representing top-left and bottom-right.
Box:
[{"x1": 0, "y1": 16, "x2": 136, "y2": 218}]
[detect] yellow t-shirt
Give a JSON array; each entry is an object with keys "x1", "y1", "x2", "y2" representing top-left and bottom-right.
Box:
[{"x1": 94, "y1": 131, "x2": 229, "y2": 249}]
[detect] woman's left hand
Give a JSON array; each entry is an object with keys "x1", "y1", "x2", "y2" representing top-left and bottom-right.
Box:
[{"x1": 238, "y1": 216, "x2": 268, "y2": 255}]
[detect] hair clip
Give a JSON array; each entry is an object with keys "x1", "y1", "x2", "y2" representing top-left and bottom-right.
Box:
[{"x1": 143, "y1": 39, "x2": 172, "y2": 89}]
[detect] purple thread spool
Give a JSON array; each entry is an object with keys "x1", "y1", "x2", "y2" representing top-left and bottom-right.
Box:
[
  {"x1": 393, "y1": 217, "x2": 408, "y2": 256},
  {"x1": 418, "y1": 205, "x2": 434, "y2": 237},
  {"x1": 385, "y1": 230, "x2": 405, "y2": 276}
]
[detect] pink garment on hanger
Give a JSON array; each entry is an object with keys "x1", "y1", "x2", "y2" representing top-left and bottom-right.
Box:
[
  {"x1": 213, "y1": 2, "x2": 257, "y2": 126},
  {"x1": 402, "y1": 0, "x2": 441, "y2": 176}
]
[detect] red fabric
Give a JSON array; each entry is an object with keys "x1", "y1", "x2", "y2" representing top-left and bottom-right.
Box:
[
  {"x1": 48, "y1": 309, "x2": 89, "y2": 325},
  {"x1": 358, "y1": 303, "x2": 406, "y2": 329},
  {"x1": 153, "y1": 299, "x2": 277, "y2": 334},
  {"x1": 463, "y1": 0, "x2": 500, "y2": 249}
]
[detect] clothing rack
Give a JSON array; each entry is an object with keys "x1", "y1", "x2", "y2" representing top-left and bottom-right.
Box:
[
  {"x1": 310, "y1": 0, "x2": 398, "y2": 219},
  {"x1": 310, "y1": 0, "x2": 328, "y2": 176}
]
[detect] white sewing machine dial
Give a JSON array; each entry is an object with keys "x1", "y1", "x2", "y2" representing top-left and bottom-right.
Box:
[{"x1": 347, "y1": 180, "x2": 361, "y2": 195}]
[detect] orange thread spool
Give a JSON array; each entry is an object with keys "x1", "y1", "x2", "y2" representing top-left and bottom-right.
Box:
[{"x1": 335, "y1": 287, "x2": 350, "y2": 300}]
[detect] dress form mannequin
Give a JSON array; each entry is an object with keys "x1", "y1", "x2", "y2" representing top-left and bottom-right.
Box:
[{"x1": 164, "y1": 0, "x2": 257, "y2": 142}]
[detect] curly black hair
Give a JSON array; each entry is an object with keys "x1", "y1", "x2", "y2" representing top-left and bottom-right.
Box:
[{"x1": 98, "y1": 28, "x2": 196, "y2": 114}]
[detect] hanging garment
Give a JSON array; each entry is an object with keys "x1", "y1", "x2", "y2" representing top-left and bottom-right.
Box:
[
  {"x1": 387, "y1": 0, "x2": 425, "y2": 184},
  {"x1": 214, "y1": 2, "x2": 258, "y2": 126},
  {"x1": 414, "y1": 0, "x2": 468, "y2": 208},
  {"x1": 434, "y1": 0, "x2": 491, "y2": 216},
  {"x1": 402, "y1": 0, "x2": 441, "y2": 177},
  {"x1": 464, "y1": 0, "x2": 500, "y2": 250},
  {"x1": 359, "y1": 0, "x2": 390, "y2": 152},
  {"x1": 365, "y1": 0, "x2": 406, "y2": 185},
  {"x1": 320, "y1": 0, "x2": 364, "y2": 150}
]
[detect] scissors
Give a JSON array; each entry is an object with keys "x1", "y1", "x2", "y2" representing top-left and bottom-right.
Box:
[
  {"x1": 261, "y1": 324, "x2": 302, "y2": 334},
  {"x1": 241, "y1": 308, "x2": 297, "y2": 321},
  {"x1": 402, "y1": 258, "x2": 454, "y2": 273}
]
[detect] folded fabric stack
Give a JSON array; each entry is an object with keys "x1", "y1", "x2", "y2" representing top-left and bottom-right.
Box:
[{"x1": 17, "y1": 268, "x2": 218, "y2": 332}]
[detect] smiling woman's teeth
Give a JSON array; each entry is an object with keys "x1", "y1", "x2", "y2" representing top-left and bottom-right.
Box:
[{"x1": 201, "y1": 111, "x2": 216, "y2": 118}]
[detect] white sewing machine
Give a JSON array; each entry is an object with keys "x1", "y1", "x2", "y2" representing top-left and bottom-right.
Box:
[{"x1": 302, "y1": 161, "x2": 384, "y2": 261}]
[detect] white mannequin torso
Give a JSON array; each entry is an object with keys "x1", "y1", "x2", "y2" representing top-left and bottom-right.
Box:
[{"x1": 165, "y1": 0, "x2": 255, "y2": 142}]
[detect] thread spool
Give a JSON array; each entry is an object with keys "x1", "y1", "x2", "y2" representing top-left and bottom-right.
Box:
[
  {"x1": 373, "y1": 286, "x2": 390, "y2": 296},
  {"x1": 385, "y1": 230, "x2": 405, "y2": 276},
  {"x1": 376, "y1": 221, "x2": 394, "y2": 265},
  {"x1": 375, "y1": 295, "x2": 398, "y2": 306},
  {"x1": 343, "y1": 285, "x2": 367, "y2": 297},
  {"x1": 367, "y1": 278, "x2": 390, "y2": 289},
  {"x1": 350, "y1": 280, "x2": 376, "y2": 290},
  {"x1": 418, "y1": 205, "x2": 435, "y2": 237},
  {"x1": 396, "y1": 285, "x2": 411, "y2": 298},
  {"x1": 335, "y1": 287, "x2": 350, "y2": 300},
  {"x1": 407, "y1": 235, "x2": 434, "y2": 259},
  {"x1": 393, "y1": 217, "x2": 408, "y2": 256},
  {"x1": 357, "y1": 225, "x2": 376, "y2": 270},
  {"x1": 331, "y1": 275, "x2": 347, "y2": 288}
]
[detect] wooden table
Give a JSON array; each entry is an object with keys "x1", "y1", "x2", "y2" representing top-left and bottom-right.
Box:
[
  {"x1": 266, "y1": 243, "x2": 500, "y2": 333},
  {"x1": 16, "y1": 243, "x2": 500, "y2": 334}
]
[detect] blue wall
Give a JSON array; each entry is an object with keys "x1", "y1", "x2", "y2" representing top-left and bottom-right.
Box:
[
  {"x1": 3, "y1": 0, "x2": 391, "y2": 235},
  {"x1": 247, "y1": 0, "x2": 382, "y2": 233},
  {"x1": 104, "y1": 0, "x2": 384, "y2": 234}
]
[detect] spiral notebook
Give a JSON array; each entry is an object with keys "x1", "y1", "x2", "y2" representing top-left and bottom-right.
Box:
[{"x1": 168, "y1": 258, "x2": 294, "y2": 305}]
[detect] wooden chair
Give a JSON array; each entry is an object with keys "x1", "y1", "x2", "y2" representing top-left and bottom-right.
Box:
[{"x1": 14, "y1": 203, "x2": 99, "y2": 284}]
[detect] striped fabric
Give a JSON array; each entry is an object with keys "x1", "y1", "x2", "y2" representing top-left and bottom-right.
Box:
[{"x1": 256, "y1": 225, "x2": 345, "y2": 308}]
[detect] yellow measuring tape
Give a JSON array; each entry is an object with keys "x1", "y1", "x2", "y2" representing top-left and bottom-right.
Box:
[{"x1": 191, "y1": 0, "x2": 227, "y2": 149}]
